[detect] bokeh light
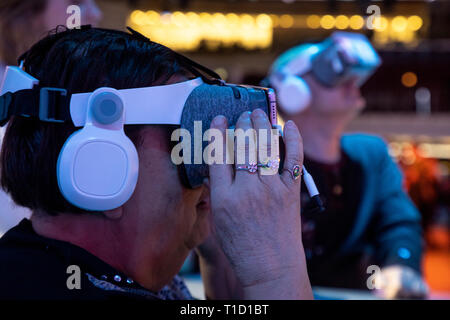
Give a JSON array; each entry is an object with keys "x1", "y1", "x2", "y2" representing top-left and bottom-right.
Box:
[
  {"x1": 373, "y1": 16, "x2": 388, "y2": 31},
  {"x1": 349, "y1": 15, "x2": 364, "y2": 30},
  {"x1": 320, "y1": 15, "x2": 335, "y2": 29},
  {"x1": 279, "y1": 14, "x2": 294, "y2": 28},
  {"x1": 306, "y1": 15, "x2": 321, "y2": 29},
  {"x1": 401, "y1": 72, "x2": 418, "y2": 87},
  {"x1": 392, "y1": 16, "x2": 408, "y2": 32},
  {"x1": 335, "y1": 15, "x2": 349, "y2": 30},
  {"x1": 256, "y1": 14, "x2": 272, "y2": 29},
  {"x1": 407, "y1": 15, "x2": 423, "y2": 31}
]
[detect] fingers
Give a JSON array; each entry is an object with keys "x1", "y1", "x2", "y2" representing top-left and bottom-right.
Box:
[
  {"x1": 250, "y1": 109, "x2": 279, "y2": 178},
  {"x1": 280, "y1": 120, "x2": 304, "y2": 187},
  {"x1": 397, "y1": 269, "x2": 429, "y2": 299},
  {"x1": 208, "y1": 115, "x2": 233, "y2": 188},
  {"x1": 234, "y1": 111, "x2": 258, "y2": 181}
]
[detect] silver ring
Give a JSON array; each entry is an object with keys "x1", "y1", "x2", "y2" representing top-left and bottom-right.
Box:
[
  {"x1": 257, "y1": 158, "x2": 280, "y2": 170},
  {"x1": 283, "y1": 164, "x2": 302, "y2": 180},
  {"x1": 236, "y1": 162, "x2": 258, "y2": 173}
]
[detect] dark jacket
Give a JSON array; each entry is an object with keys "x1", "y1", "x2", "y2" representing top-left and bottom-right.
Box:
[
  {"x1": 302, "y1": 134, "x2": 423, "y2": 288},
  {"x1": 340, "y1": 134, "x2": 423, "y2": 267},
  {"x1": 0, "y1": 219, "x2": 193, "y2": 300}
]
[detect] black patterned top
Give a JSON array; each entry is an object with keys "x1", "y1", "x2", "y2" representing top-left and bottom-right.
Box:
[{"x1": 0, "y1": 219, "x2": 194, "y2": 300}]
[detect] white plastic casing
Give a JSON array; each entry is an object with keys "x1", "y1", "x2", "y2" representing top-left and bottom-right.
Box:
[
  {"x1": 268, "y1": 45, "x2": 320, "y2": 115},
  {"x1": 69, "y1": 78, "x2": 203, "y2": 127},
  {"x1": 0, "y1": 66, "x2": 38, "y2": 95},
  {"x1": 277, "y1": 75, "x2": 312, "y2": 115},
  {"x1": 57, "y1": 87, "x2": 139, "y2": 211}
]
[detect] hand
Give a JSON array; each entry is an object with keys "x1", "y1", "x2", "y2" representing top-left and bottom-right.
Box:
[
  {"x1": 376, "y1": 265, "x2": 429, "y2": 299},
  {"x1": 207, "y1": 109, "x2": 312, "y2": 299},
  {"x1": 195, "y1": 209, "x2": 245, "y2": 300},
  {"x1": 195, "y1": 202, "x2": 222, "y2": 264}
]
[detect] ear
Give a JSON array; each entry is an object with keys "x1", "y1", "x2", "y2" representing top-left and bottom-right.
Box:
[{"x1": 103, "y1": 207, "x2": 123, "y2": 220}]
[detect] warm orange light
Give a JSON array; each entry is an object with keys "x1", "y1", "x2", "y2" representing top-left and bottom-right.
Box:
[
  {"x1": 320, "y1": 15, "x2": 335, "y2": 29},
  {"x1": 306, "y1": 15, "x2": 321, "y2": 29},
  {"x1": 407, "y1": 15, "x2": 423, "y2": 31},
  {"x1": 269, "y1": 14, "x2": 279, "y2": 28},
  {"x1": 349, "y1": 15, "x2": 364, "y2": 30},
  {"x1": 392, "y1": 16, "x2": 408, "y2": 32},
  {"x1": 256, "y1": 14, "x2": 272, "y2": 29},
  {"x1": 373, "y1": 16, "x2": 388, "y2": 31},
  {"x1": 130, "y1": 10, "x2": 147, "y2": 25},
  {"x1": 335, "y1": 15, "x2": 349, "y2": 29},
  {"x1": 279, "y1": 14, "x2": 294, "y2": 28},
  {"x1": 401, "y1": 72, "x2": 418, "y2": 87}
]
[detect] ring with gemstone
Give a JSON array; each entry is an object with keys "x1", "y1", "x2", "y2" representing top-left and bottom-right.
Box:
[
  {"x1": 236, "y1": 162, "x2": 258, "y2": 173},
  {"x1": 283, "y1": 164, "x2": 302, "y2": 180},
  {"x1": 257, "y1": 158, "x2": 280, "y2": 170}
]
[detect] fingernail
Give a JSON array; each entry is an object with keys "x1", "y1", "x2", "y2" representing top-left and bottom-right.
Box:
[
  {"x1": 212, "y1": 115, "x2": 226, "y2": 126},
  {"x1": 286, "y1": 120, "x2": 294, "y2": 128},
  {"x1": 253, "y1": 108, "x2": 265, "y2": 117}
]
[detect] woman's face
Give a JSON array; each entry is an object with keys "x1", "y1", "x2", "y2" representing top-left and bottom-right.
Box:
[{"x1": 42, "y1": 0, "x2": 102, "y2": 30}]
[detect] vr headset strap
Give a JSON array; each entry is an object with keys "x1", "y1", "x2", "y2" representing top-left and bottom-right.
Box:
[{"x1": 0, "y1": 86, "x2": 71, "y2": 126}]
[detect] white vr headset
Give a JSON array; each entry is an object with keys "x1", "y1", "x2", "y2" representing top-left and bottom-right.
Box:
[
  {"x1": 0, "y1": 65, "x2": 285, "y2": 212},
  {"x1": 0, "y1": 66, "x2": 204, "y2": 211}
]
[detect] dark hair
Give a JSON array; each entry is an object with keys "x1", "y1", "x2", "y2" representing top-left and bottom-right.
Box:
[{"x1": 0, "y1": 26, "x2": 189, "y2": 215}]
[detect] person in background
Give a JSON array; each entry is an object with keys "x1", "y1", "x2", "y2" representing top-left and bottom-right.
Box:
[
  {"x1": 266, "y1": 32, "x2": 428, "y2": 299},
  {"x1": 0, "y1": 0, "x2": 102, "y2": 235}
]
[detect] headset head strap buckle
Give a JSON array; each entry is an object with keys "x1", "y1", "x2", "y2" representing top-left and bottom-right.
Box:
[{"x1": 39, "y1": 87, "x2": 67, "y2": 123}]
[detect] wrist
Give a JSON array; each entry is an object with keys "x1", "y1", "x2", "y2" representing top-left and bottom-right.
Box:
[
  {"x1": 231, "y1": 245, "x2": 308, "y2": 289},
  {"x1": 242, "y1": 266, "x2": 313, "y2": 300}
]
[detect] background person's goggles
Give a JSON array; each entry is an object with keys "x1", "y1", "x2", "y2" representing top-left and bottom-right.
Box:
[{"x1": 311, "y1": 32, "x2": 382, "y2": 88}]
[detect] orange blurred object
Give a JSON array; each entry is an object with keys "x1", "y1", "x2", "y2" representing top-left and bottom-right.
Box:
[{"x1": 423, "y1": 248, "x2": 450, "y2": 293}]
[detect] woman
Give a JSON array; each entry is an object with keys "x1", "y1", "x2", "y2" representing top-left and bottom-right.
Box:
[{"x1": 0, "y1": 27, "x2": 312, "y2": 299}]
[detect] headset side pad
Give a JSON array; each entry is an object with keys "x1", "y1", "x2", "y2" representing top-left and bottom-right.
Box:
[
  {"x1": 278, "y1": 75, "x2": 311, "y2": 115},
  {"x1": 57, "y1": 88, "x2": 139, "y2": 211}
]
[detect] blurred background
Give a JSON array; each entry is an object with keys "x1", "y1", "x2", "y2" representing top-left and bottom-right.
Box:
[
  {"x1": 1, "y1": 0, "x2": 449, "y2": 298},
  {"x1": 93, "y1": 0, "x2": 449, "y2": 296}
]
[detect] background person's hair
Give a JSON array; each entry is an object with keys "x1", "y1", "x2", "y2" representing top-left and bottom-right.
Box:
[
  {"x1": 0, "y1": 26, "x2": 189, "y2": 215},
  {"x1": 0, "y1": 0, "x2": 48, "y2": 65}
]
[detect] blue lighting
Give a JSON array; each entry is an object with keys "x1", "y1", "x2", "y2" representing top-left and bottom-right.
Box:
[{"x1": 397, "y1": 247, "x2": 411, "y2": 260}]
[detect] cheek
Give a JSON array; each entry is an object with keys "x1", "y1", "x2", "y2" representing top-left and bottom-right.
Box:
[
  {"x1": 129, "y1": 127, "x2": 206, "y2": 247},
  {"x1": 313, "y1": 89, "x2": 341, "y2": 111},
  {"x1": 328, "y1": 88, "x2": 353, "y2": 109},
  {"x1": 134, "y1": 147, "x2": 202, "y2": 232}
]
